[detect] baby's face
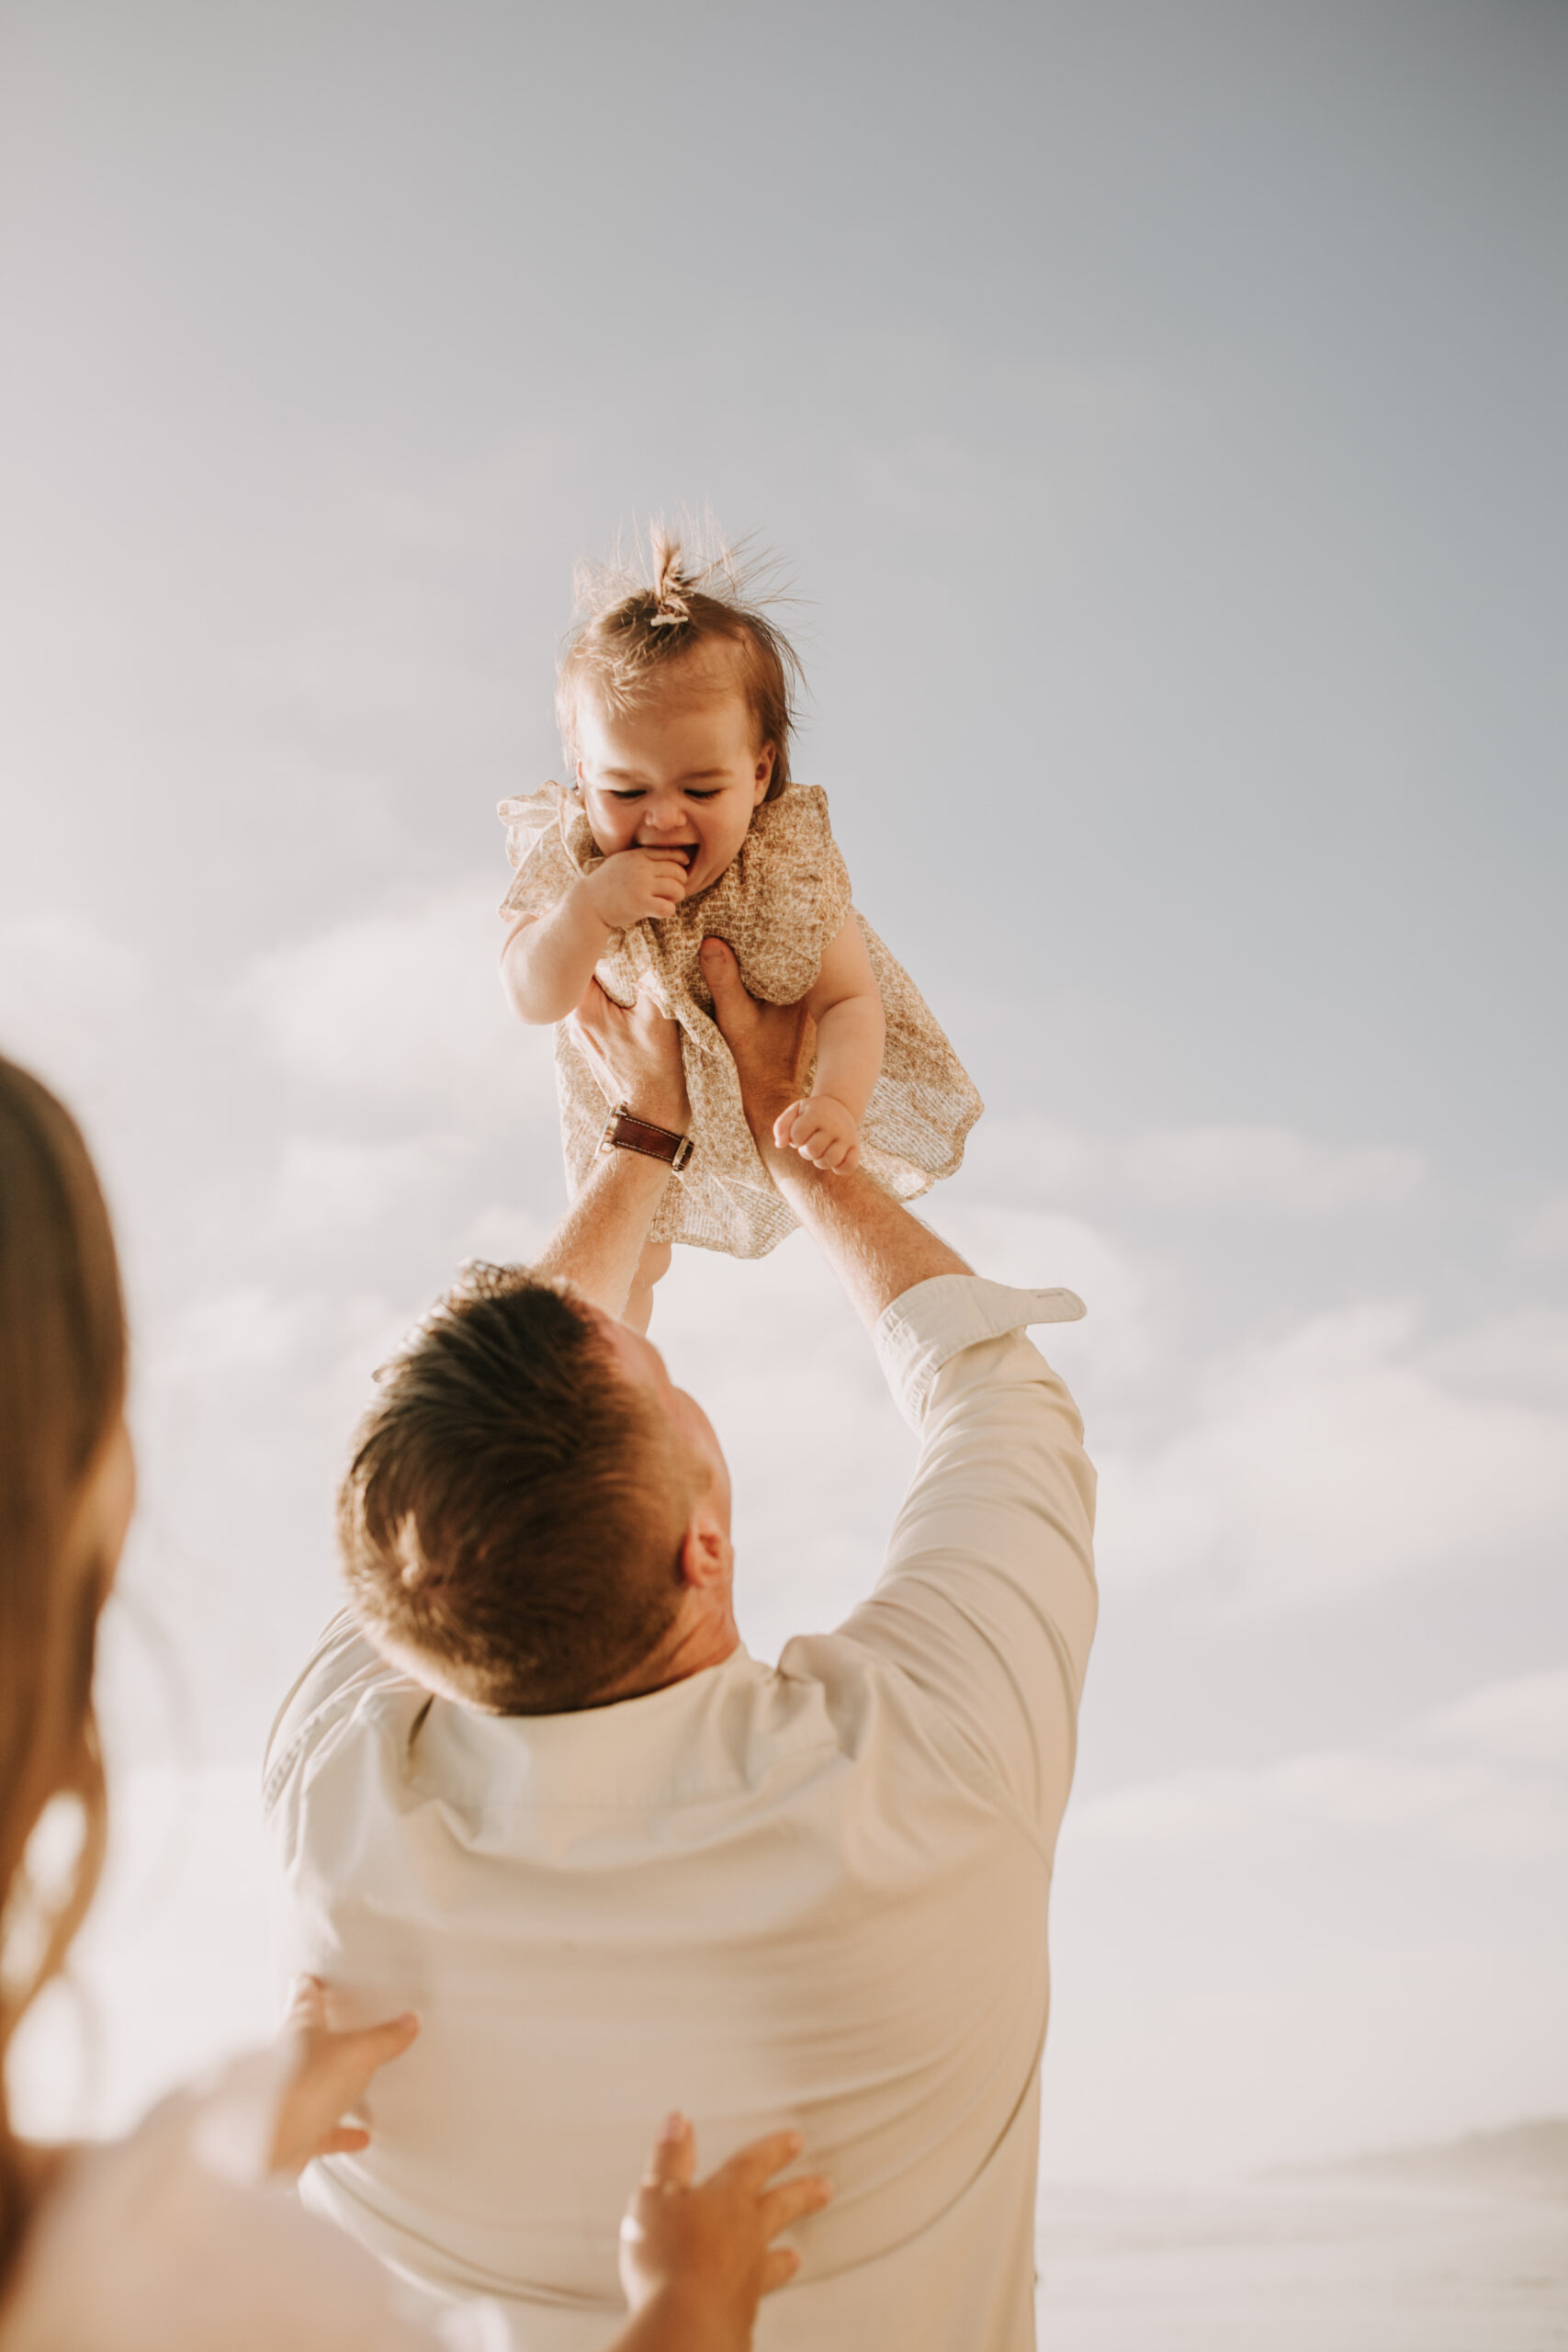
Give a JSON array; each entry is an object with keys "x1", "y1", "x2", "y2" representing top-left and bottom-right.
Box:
[{"x1": 574, "y1": 650, "x2": 774, "y2": 899}]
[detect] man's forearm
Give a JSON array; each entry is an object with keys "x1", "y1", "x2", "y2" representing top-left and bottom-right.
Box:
[
  {"x1": 699, "y1": 936, "x2": 971, "y2": 1329},
  {"x1": 757, "y1": 1141, "x2": 970, "y2": 1331},
  {"x1": 532, "y1": 1148, "x2": 671, "y2": 1318}
]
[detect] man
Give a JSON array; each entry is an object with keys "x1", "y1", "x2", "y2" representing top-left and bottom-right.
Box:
[{"x1": 265, "y1": 940, "x2": 1097, "y2": 2350}]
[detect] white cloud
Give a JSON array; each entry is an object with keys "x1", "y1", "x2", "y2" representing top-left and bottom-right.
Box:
[
  {"x1": 232, "y1": 886, "x2": 557, "y2": 1125},
  {"x1": 1121, "y1": 1125, "x2": 1423, "y2": 1216},
  {"x1": 461, "y1": 1199, "x2": 560, "y2": 1266},
  {"x1": 1074, "y1": 1667, "x2": 1568, "y2": 1863},
  {"x1": 966, "y1": 1114, "x2": 1424, "y2": 1220},
  {"x1": 0, "y1": 909, "x2": 144, "y2": 1006},
  {"x1": 1419, "y1": 1668, "x2": 1568, "y2": 1769},
  {"x1": 160, "y1": 1283, "x2": 321, "y2": 1376},
  {"x1": 1419, "y1": 1306, "x2": 1568, "y2": 1408},
  {"x1": 1096, "y1": 1300, "x2": 1568, "y2": 1603},
  {"x1": 268, "y1": 1131, "x2": 469, "y2": 1246},
  {"x1": 0, "y1": 910, "x2": 151, "y2": 1108}
]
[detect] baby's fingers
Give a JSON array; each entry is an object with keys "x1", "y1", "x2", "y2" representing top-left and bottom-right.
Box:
[{"x1": 773, "y1": 1101, "x2": 807, "y2": 1149}]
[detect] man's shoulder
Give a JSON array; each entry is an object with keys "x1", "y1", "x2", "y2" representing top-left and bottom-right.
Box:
[{"x1": 262, "y1": 1609, "x2": 412, "y2": 1815}]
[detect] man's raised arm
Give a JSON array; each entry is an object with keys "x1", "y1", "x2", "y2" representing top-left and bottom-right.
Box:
[
  {"x1": 698, "y1": 938, "x2": 972, "y2": 1327},
  {"x1": 530, "y1": 980, "x2": 689, "y2": 1319},
  {"x1": 703, "y1": 936, "x2": 1095, "y2": 1828}
]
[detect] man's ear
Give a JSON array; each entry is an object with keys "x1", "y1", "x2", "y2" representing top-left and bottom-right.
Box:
[{"x1": 678, "y1": 1504, "x2": 732, "y2": 1593}]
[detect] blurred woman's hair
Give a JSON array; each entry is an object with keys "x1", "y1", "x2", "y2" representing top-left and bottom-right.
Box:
[
  {"x1": 0, "y1": 1057, "x2": 126, "y2": 2282},
  {"x1": 556, "y1": 524, "x2": 804, "y2": 801}
]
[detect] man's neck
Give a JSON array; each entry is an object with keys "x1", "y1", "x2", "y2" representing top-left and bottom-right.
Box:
[{"x1": 590, "y1": 1600, "x2": 742, "y2": 1706}]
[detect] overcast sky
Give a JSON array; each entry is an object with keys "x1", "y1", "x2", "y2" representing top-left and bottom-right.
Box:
[{"x1": 3, "y1": 1, "x2": 1565, "y2": 2185}]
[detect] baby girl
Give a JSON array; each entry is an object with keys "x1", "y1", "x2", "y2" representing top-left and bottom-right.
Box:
[{"x1": 499, "y1": 531, "x2": 981, "y2": 1325}]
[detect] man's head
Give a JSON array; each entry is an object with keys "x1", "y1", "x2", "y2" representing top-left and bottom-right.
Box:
[{"x1": 339, "y1": 1264, "x2": 735, "y2": 1714}]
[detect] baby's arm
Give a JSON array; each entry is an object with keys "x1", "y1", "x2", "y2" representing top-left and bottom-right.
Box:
[
  {"x1": 773, "y1": 913, "x2": 886, "y2": 1174},
  {"x1": 502, "y1": 848, "x2": 691, "y2": 1024}
]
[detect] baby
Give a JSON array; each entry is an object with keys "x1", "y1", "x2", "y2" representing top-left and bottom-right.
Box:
[{"x1": 499, "y1": 530, "x2": 981, "y2": 1326}]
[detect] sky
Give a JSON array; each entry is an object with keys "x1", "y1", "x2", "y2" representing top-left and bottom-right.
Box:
[{"x1": 2, "y1": 0, "x2": 1565, "y2": 2189}]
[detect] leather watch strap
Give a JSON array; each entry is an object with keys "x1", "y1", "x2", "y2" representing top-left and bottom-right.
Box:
[{"x1": 597, "y1": 1101, "x2": 694, "y2": 1174}]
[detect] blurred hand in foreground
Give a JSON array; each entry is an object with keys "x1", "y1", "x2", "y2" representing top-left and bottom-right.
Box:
[{"x1": 267, "y1": 1974, "x2": 420, "y2": 2177}]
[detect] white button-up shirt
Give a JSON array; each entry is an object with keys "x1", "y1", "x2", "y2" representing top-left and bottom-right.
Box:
[{"x1": 265, "y1": 1274, "x2": 1097, "y2": 2352}]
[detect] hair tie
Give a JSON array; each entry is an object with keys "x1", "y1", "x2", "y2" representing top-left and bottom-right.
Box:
[{"x1": 650, "y1": 535, "x2": 692, "y2": 627}]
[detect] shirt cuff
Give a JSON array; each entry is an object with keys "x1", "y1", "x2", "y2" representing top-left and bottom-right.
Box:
[{"x1": 874, "y1": 1273, "x2": 1088, "y2": 1427}]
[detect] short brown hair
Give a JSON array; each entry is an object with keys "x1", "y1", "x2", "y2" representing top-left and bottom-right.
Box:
[
  {"x1": 339, "y1": 1265, "x2": 691, "y2": 1714},
  {"x1": 557, "y1": 525, "x2": 804, "y2": 800},
  {"x1": 0, "y1": 1057, "x2": 125, "y2": 2286}
]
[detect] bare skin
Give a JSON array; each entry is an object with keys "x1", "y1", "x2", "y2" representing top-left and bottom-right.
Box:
[
  {"x1": 536, "y1": 978, "x2": 694, "y2": 1330},
  {"x1": 697, "y1": 938, "x2": 971, "y2": 1326}
]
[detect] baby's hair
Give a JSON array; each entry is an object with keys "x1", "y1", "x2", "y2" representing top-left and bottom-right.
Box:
[{"x1": 557, "y1": 523, "x2": 804, "y2": 801}]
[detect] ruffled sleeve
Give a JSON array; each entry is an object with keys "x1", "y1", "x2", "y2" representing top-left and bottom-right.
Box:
[
  {"x1": 496, "y1": 782, "x2": 586, "y2": 923},
  {"x1": 520, "y1": 777, "x2": 981, "y2": 1261},
  {"x1": 717, "y1": 784, "x2": 852, "y2": 1004}
]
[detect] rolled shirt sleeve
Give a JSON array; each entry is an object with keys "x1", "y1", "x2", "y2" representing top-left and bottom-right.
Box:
[{"x1": 833, "y1": 1274, "x2": 1098, "y2": 1832}]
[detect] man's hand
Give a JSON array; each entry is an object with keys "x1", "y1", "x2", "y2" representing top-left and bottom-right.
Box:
[
  {"x1": 773, "y1": 1093, "x2": 861, "y2": 1175},
  {"x1": 582, "y1": 849, "x2": 690, "y2": 931},
  {"x1": 699, "y1": 938, "x2": 815, "y2": 1151},
  {"x1": 267, "y1": 1975, "x2": 419, "y2": 2177},
  {"x1": 539, "y1": 983, "x2": 690, "y2": 1317},
  {"x1": 618, "y1": 2113, "x2": 832, "y2": 2352},
  {"x1": 569, "y1": 978, "x2": 691, "y2": 1136}
]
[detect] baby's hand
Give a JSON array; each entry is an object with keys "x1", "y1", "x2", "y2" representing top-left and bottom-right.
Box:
[
  {"x1": 583, "y1": 848, "x2": 690, "y2": 930},
  {"x1": 773, "y1": 1094, "x2": 861, "y2": 1174},
  {"x1": 619, "y1": 2113, "x2": 832, "y2": 2349}
]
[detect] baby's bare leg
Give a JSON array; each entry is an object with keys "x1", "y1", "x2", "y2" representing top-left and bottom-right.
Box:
[{"x1": 624, "y1": 1238, "x2": 672, "y2": 1334}]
